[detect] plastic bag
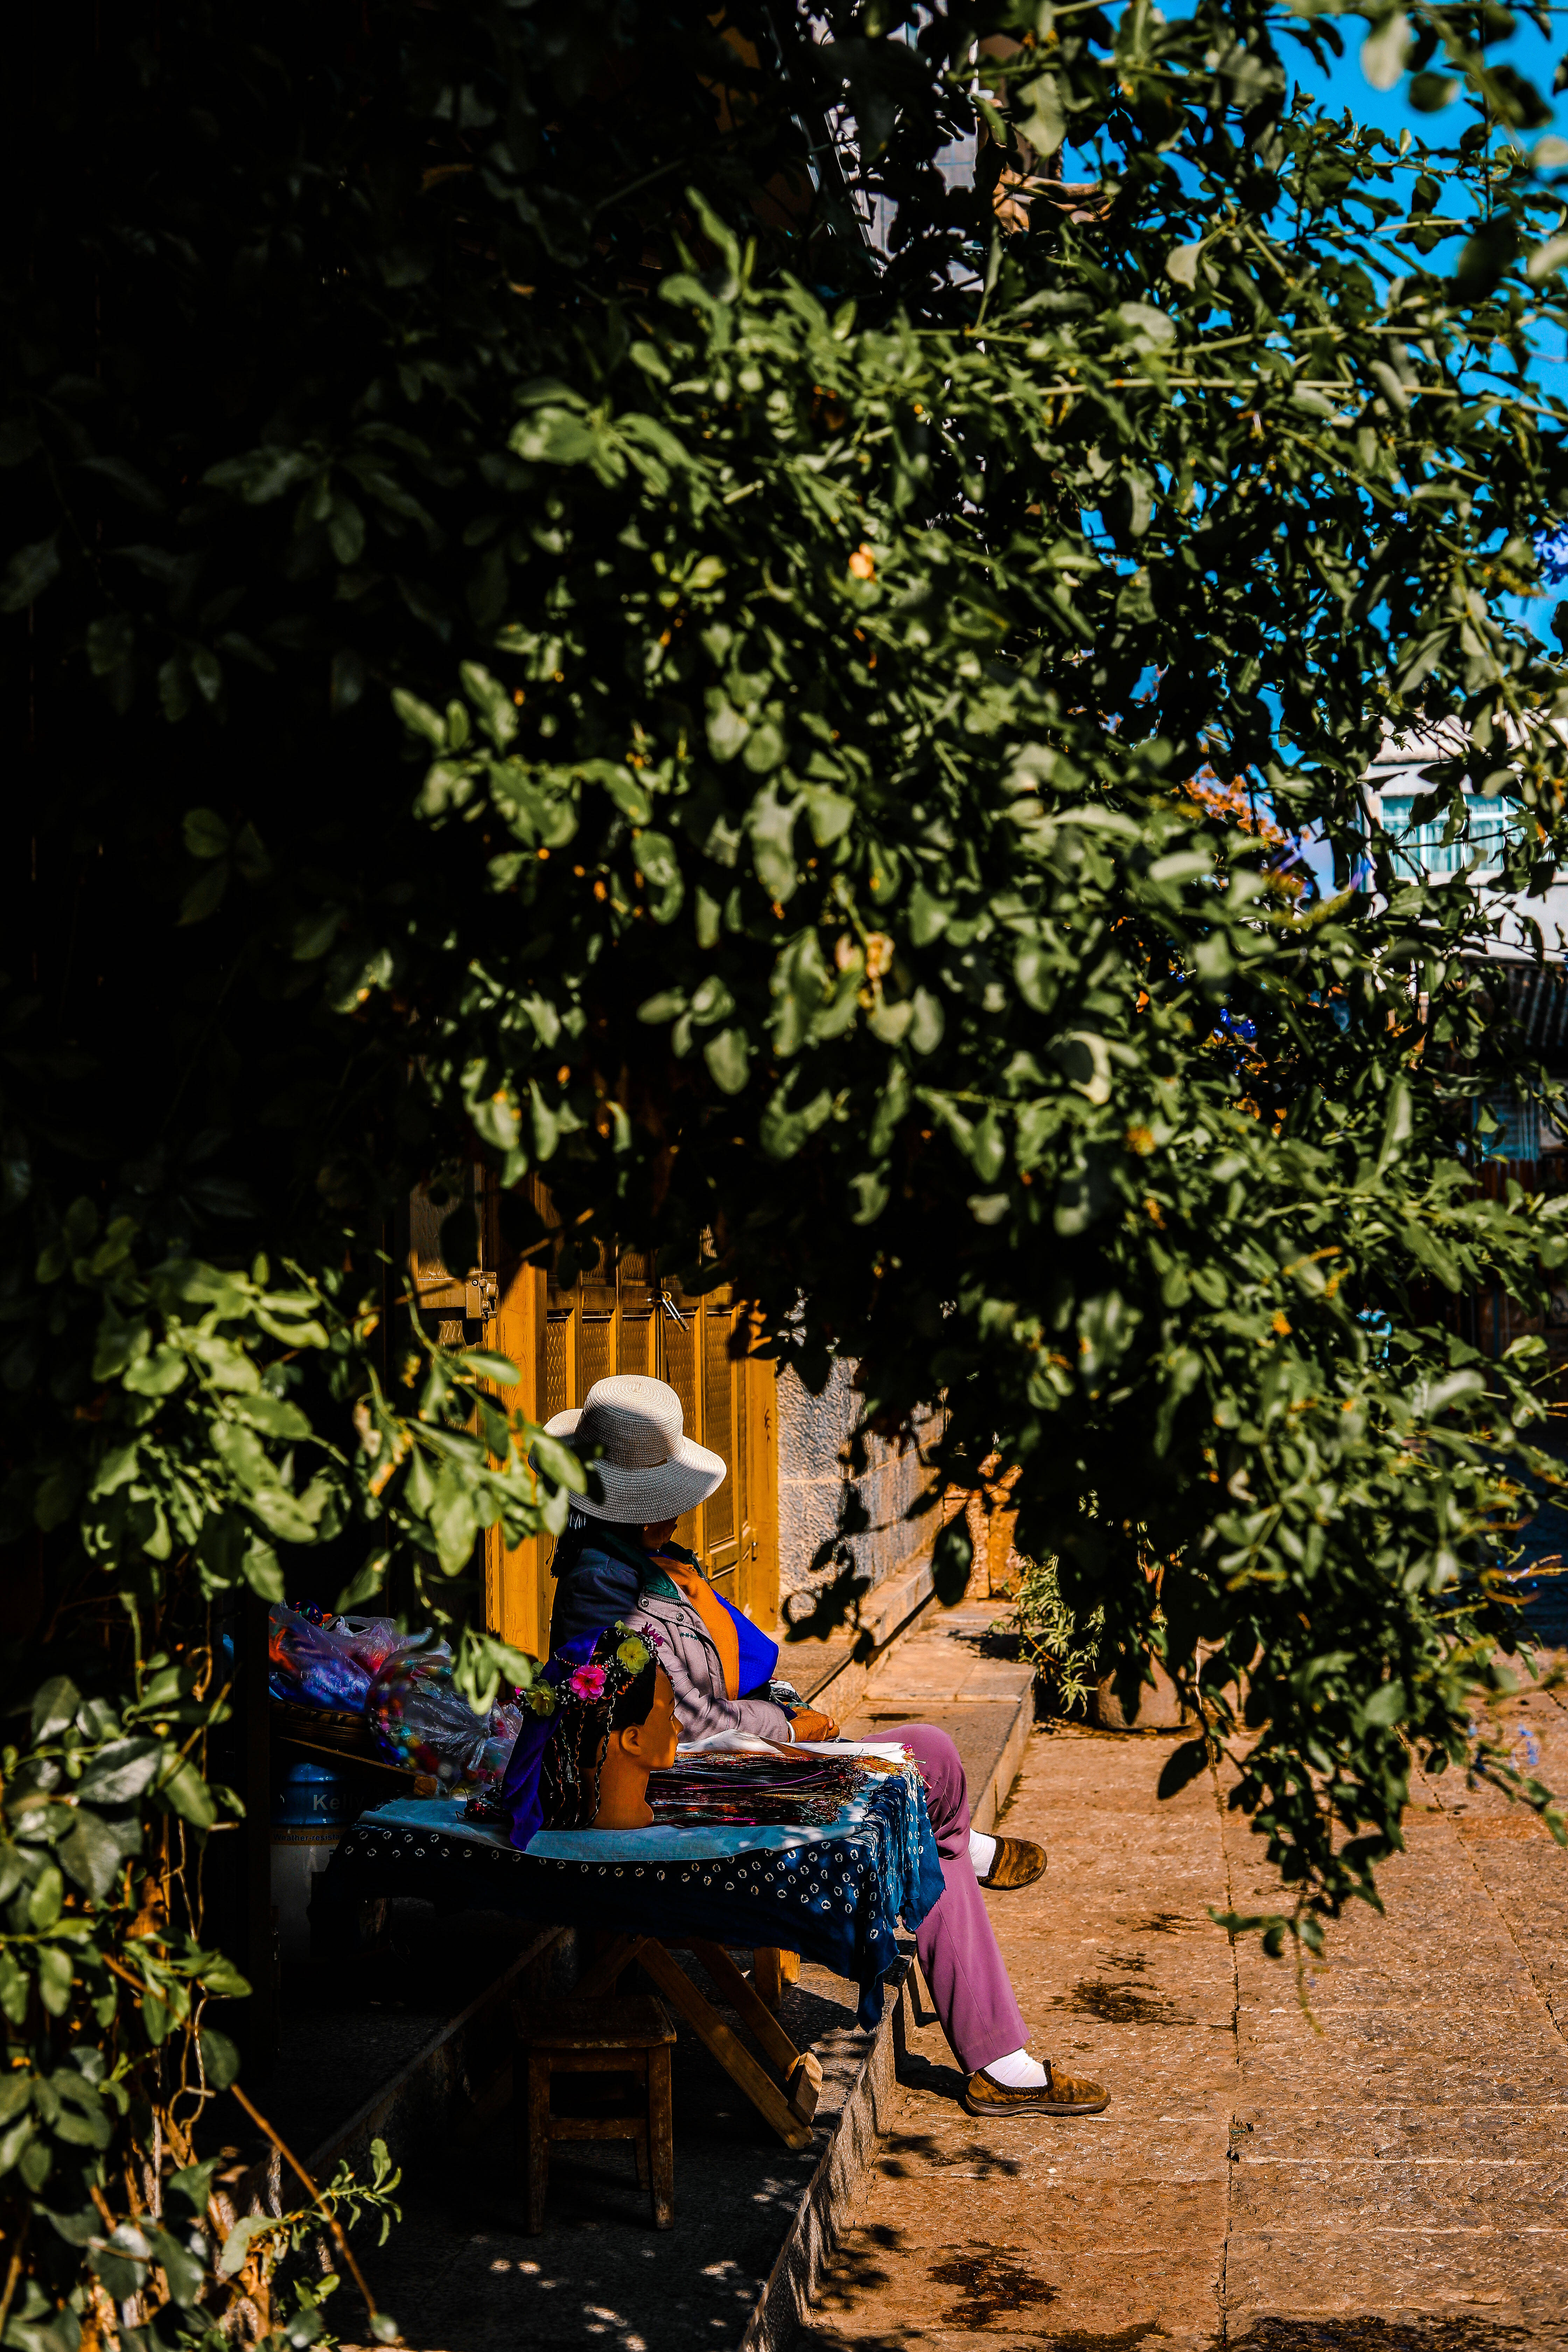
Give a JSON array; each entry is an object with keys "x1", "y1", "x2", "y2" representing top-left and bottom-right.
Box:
[
  {"x1": 269, "y1": 1606, "x2": 375, "y2": 1713},
  {"x1": 268, "y1": 1607, "x2": 417, "y2": 1714},
  {"x1": 369, "y1": 1644, "x2": 492, "y2": 1786},
  {"x1": 270, "y1": 1606, "x2": 520, "y2": 1788}
]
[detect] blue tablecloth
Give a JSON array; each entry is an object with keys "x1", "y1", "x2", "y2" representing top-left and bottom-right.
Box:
[{"x1": 328, "y1": 1773, "x2": 944, "y2": 2029}]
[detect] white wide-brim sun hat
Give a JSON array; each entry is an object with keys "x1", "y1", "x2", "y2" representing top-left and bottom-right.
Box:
[{"x1": 542, "y1": 1372, "x2": 726, "y2": 1524}]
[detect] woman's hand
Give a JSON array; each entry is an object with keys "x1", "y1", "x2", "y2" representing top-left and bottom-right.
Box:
[{"x1": 786, "y1": 1708, "x2": 840, "y2": 1742}]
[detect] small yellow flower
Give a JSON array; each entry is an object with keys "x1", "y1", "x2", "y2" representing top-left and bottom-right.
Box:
[
  {"x1": 617, "y1": 1637, "x2": 651, "y2": 1674},
  {"x1": 1272, "y1": 1312, "x2": 1292, "y2": 1336},
  {"x1": 848, "y1": 543, "x2": 876, "y2": 581},
  {"x1": 1125, "y1": 1124, "x2": 1156, "y2": 1157}
]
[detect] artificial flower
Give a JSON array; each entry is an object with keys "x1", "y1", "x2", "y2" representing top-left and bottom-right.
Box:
[
  {"x1": 616, "y1": 1636, "x2": 652, "y2": 1673},
  {"x1": 569, "y1": 1663, "x2": 608, "y2": 1700}
]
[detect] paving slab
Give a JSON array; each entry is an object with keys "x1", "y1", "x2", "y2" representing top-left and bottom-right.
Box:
[{"x1": 797, "y1": 1661, "x2": 1568, "y2": 2352}]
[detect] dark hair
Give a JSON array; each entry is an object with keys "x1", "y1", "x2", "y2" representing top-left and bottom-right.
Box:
[{"x1": 540, "y1": 1628, "x2": 659, "y2": 1832}]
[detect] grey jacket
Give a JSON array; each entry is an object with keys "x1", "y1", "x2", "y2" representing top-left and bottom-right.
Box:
[{"x1": 625, "y1": 1571, "x2": 795, "y2": 1746}]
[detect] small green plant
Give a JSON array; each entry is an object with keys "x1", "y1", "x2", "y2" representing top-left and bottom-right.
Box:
[{"x1": 991, "y1": 1556, "x2": 1104, "y2": 1718}]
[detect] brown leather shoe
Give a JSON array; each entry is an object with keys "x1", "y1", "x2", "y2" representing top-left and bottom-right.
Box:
[
  {"x1": 962, "y1": 2061, "x2": 1110, "y2": 2119},
  {"x1": 978, "y1": 1835, "x2": 1046, "y2": 1890}
]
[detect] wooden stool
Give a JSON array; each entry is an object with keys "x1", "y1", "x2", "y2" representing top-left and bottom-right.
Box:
[{"x1": 514, "y1": 1995, "x2": 676, "y2": 2233}]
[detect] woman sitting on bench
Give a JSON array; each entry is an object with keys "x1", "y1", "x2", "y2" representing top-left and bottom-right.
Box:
[{"x1": 534, "y1": 1373, "x2": 1110, "y2": 2124}]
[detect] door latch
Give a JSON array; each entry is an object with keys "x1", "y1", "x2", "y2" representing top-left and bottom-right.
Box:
[{"x1": 464, "y1": 1269, "x2": 499, "y2": 1322}]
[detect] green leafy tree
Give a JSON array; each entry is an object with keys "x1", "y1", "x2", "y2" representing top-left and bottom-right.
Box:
[{"x1": 7, "y1": 0, "x2": 1568, "y2": 2337}]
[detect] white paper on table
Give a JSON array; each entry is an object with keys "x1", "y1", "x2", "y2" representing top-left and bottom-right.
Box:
[
  {"x1": 788, "y1": 1741, "x2": 910, "y2": 1760},
  {"x1": 674, "y1": 1728, "x2": 779, "y2": 1755},
  {"x1": 674, "y1": 1732, "x2": 910, "y2": 1760}
]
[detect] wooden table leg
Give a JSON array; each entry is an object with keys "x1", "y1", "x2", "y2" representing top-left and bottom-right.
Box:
[
  {"x1": 688, "y1": 1940, "x2": 805, "y2": 2079},
  {"x1": 635, "y1": 1942, "x2": 815, "y2": 2151},
  {"x1": 647, "y1": 2044, "x2": 674, "y2": 2229},
  {"x1": 688, "y1": 1944, "x2": 822, "y2": 2127},
  {"x1": 751, "y1": 1947, "x2": 800, "y2": 2010}
]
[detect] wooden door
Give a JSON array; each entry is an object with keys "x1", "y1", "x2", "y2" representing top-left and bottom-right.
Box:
[{"x1": 490, "y1": 1209, "x2": 779, "y2": 1649}]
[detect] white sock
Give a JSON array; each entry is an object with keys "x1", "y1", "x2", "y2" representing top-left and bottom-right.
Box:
[
  {"x1": 983, "y1": 2047, "x2": 1048, "y2": 2091},
  {"x1": 968, "y1": 1830, "x2": 997, "y2": 1876}
]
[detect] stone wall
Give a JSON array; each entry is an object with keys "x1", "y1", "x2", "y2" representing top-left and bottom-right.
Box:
[{"x1": 775, "y1": 1359, "x2": 943, "y2": 1618}]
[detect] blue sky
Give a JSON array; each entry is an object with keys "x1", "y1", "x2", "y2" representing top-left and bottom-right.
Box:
[{"x1": 1297, "y1": 9, "x2": 1567, "y2": 153}]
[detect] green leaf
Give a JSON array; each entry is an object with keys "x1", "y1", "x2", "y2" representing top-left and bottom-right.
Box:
[
  {"x1": 32, "y1": 1677, "x2": 80, "y2": 1742},
  {"x1": 75, "y1": 1738, "x2": 163, "y2": 1806},
  {"x1": 1452, "y1": 218, "x2": 1517, "y2": 299},
  {"x1": 0, "y1": 1952, "x2": 28, "y2": 2027},
  {"x1": 37, "y1": 1945, "x2": 74, "y2": 2017},
  {"x1": 1360, "y1": 8, "x2": 1410, "y2": 91},
  {"x1": 182, "y1": 807, "x2": 231, "y2": 859},
  {"x1": 158, "y1": 1755, "x2": 218, "y2": 1828},
  {"x1": 1014, "y1": 70, "x2": 1066, "y2": 155},
  {"x1": 1362, "y1": 1681, "x2": 1407, "y2": 1728},
  {"x1": 455, "y1": 1349, "x2": 521, "y2": 1385},
  {"x1": 460, "y1": 660, "x2": 519, "y2": 750},
  {"x1": 198, "y1": 1954, "x2": 252, "y2": 1998},
  {"x1": 242, "y1": 1538, "x2": 286, "y2": 1602},
  {"x1": 1527, "y1": 234, "x2": 1568, "y2": 284},
  {"x1": 218, "y1": 2213, "x2": 269, "y2": 2278},
  {"x1": 169, "y1": 2157, "x2": 222, "y2": 2213},
  {"x1": 527, "y1": 1430, "x2": 588, "y2": 1491},
  {"x1": 178, "y1": 859, "x2": 230, "y2": 925},
  {"x1": 147, "y1": 2225, "x2": 206, "y2": 2307},
  {"x1": 200, "y1": 2024, "x2": 242, "y2": 2090},
  {"x1": 704, "y1": 1028, "x2": 750, "y2": 1094},
  {"x1": 0, "y1": 533, "x2": 61, "y2": 613},
  {"x1": 429, "y1": 1476, "x2": 479, "y2": 1575},
  {"x1": 58, "y1": 1809, "x2": 135, "y2": 1902},
  {"x1": 393, "y1": 688, "x2": 447, "y2": 748},
  {"x1": 230, "y1": 1392, "x2": 312, "y2": 1438},
  {"x1": 123, "y1": 1346, "x2": 188, "y2": 1396}
]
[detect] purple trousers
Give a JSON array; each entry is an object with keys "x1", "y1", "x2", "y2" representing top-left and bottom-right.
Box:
[{"x1": 882, "y1": 1721, "x2": 1028, "y2": 2074}]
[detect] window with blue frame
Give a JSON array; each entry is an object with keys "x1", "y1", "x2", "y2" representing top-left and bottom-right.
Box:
[{"x1": 1379, "y1": 794, "x2": 1520, "y2": 879}]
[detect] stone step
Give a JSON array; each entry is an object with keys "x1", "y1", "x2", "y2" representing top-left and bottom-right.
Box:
[
  {"x1": 777, "y1": 1550, "x2": 945, "y2": 1722},
  {"x1": 840, "y1": 1601, "x2": 1035, "y2": 1835}
]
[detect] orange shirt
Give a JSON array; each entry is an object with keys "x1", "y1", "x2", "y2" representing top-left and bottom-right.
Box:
[{"x1": 654, "y1": 1551, "x2": 740, "y2": 1698}]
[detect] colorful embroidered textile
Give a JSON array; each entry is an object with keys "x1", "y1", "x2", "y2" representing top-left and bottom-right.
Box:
[
  {"x1": 328, "y1": 1768, "x2": 944, "y2": 2028},
  {"x1": 643, "y1": 1749, "x2": 863, "y2": 1829}
]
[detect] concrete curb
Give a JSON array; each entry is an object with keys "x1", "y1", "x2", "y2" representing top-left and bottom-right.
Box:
[
  {"x1": 970, "y1": 1680, "x2": 1033, "y2": 1835},
  {"x1": 739, "y1": 1962, "x2": 910, "y2": 2352}
]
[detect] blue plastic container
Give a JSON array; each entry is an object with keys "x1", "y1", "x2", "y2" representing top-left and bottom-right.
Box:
[
  {"x1": 272, "y1": 1758, "x2": 354, "y2": 1828},
  {"x1": 271, "y1": 1760, "x2": 354, "y2": 1959}
]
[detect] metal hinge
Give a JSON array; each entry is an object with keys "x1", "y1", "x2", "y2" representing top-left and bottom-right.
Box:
[{"x1": 465, "y1": 1269, "x2": 499, "y2": 1322}]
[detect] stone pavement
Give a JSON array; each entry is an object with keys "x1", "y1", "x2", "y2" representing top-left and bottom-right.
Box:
[{"x1": 797, "y1": 1675, "x2": 1568, "y2": 2351}]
